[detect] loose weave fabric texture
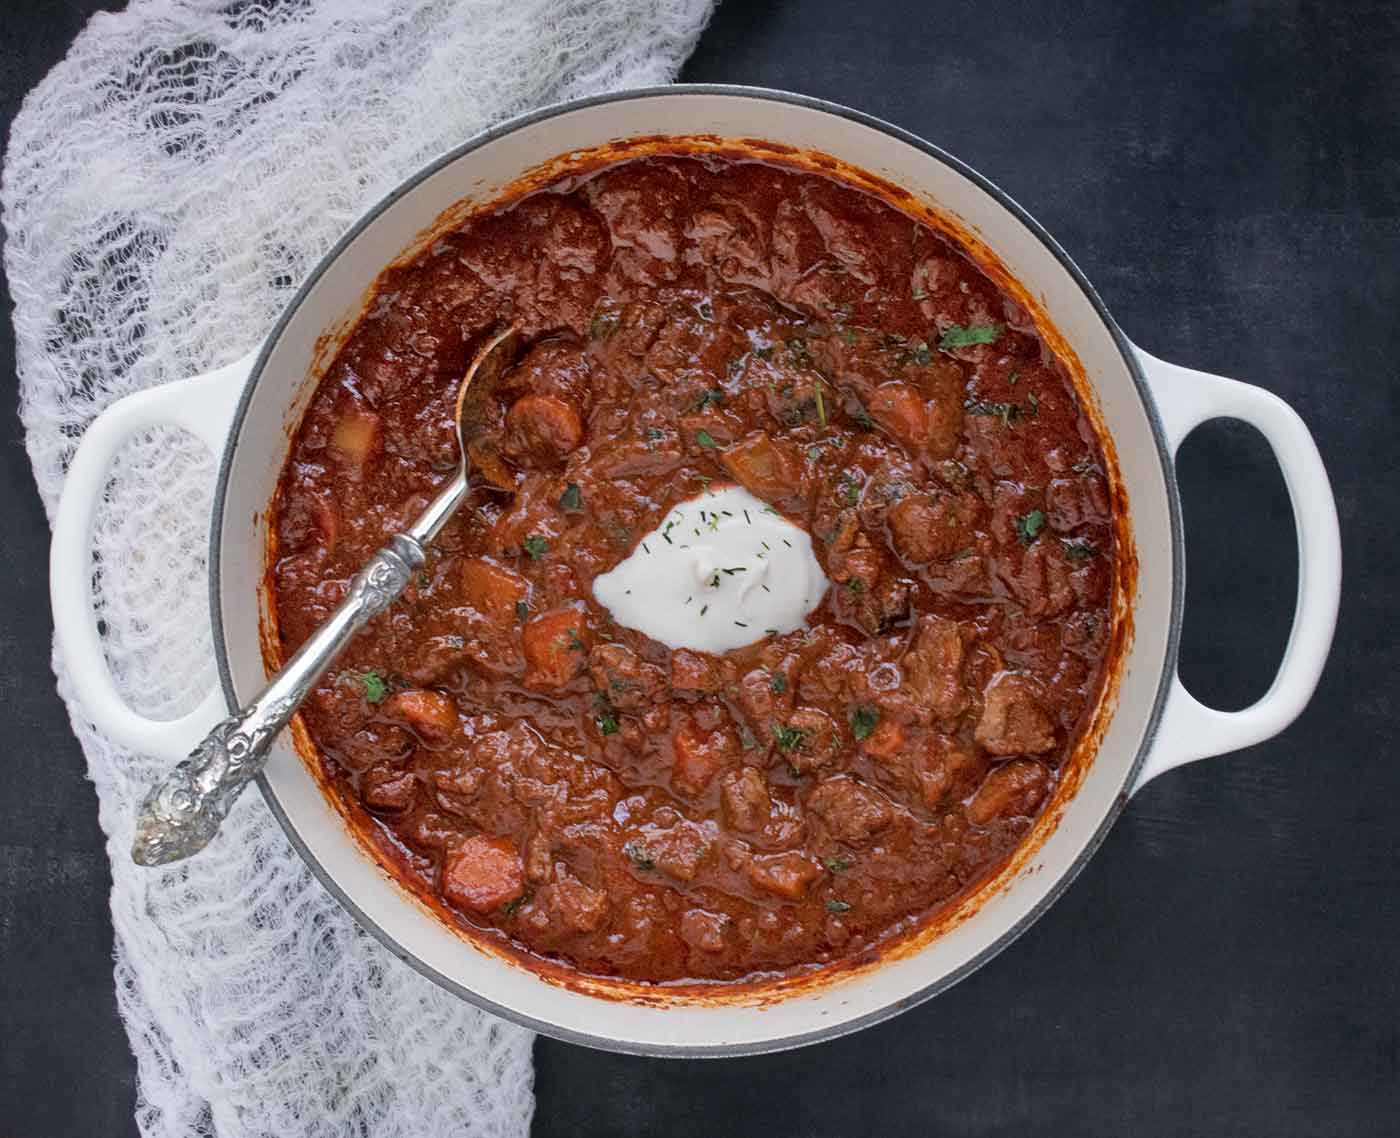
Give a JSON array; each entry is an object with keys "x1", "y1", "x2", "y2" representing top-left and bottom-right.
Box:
[{"x1": 2, "y1": 1, "x2": 714, "y2": 1135}]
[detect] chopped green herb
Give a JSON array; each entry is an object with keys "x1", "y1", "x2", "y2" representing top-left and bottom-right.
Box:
[
  {"x1": 567, "y1": 630, "x2": 586, "y2": 652},
  {"x1": 700, "y1": 604, "x2": 709, "y2": 616},
  {"x1": 596, "y1": 711, "x2": 619, "y2": 735},
  {"x1": 502, "y1": 891, "x2": 530, "y2": 916},
  {"x1": 515, "y1": 600, "x2": 530, "y2": 621},
  {"x1": 1027, "y1": 391, "x2": 1040, "y2": 416},
  {"x1": 911, "y1": 339, "x2": 932, "y2": 365},
  {"x1": 825, "y1": 899, "x2": 853, "y2": 914},
  {"x1": 645, "y1": 426, "x2": 664, "y2": 440},
  {"x1": 850, "y1": 705, "x2": 879, "y2": 741},
  {"x1": 964, "y1": 397, "x2": 1019, "y2": 429},
  {"x1": 588, "y1": 309, "x2": 619, "y2": 340},
  {"x1": 1008, "y1": 370, "x2": 1021, "y2": 386},
  {"x1": 839, "y1": 471, "x2": 861, "y2": 506},
  {"x1": 359, "y1": 670, "x2": 387, "y2": 704},
  {"x1": 1016, "y1": 509, "x2": 1047, "y2": 545},
  {"x1": 623, "y1": 842, "x2": 655, "y2": 870},
  {"x1": 773, "y1": 722, "x2": 806, "y2": 753},
  {"x1": 754, "y1": 344, "x2": 774, "y2": 360},
  {"x1": 769, "y1": 672, "x2": 787, "y2": 694},
  {"x1": 852, "y1": 403, "x2": 876, "y2": 430},
  {"x1": 823, "y1": 856, "x2": 853, "y2": 872},
  {"x1": 939, "y1": 322, "x2": 1002, "y2": 349},
  {"x1": 695, "y1": 428, "x2": 719, "y2": 449},
  {"x1": 1061, "y1": 538, "x2": 1099, "y2": 561},
  {"x1": 734, "y1": 621, "x2": 748, "y2": 628},
  {"x1": 522, "y1": 534, "x2": 549, "y2": 560},
  {"x1": 695, "y1": 388, "x2": 725, "y2": 411},
  {"x1": 558, "y1": 482, "x2": 583, "y2": 511}
]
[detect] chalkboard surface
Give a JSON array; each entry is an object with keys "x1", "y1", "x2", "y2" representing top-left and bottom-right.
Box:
[{"x1": 2, "y1": 2, "x2": 1394, "y2": 1135}]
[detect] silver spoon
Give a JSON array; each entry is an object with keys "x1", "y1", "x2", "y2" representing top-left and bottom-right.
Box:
[{"x1": 132, "y1": 325, "x2": 522, "y2": 866}]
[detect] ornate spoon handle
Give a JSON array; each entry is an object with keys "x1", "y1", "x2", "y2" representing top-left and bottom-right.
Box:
[{"x1": 132, "y1": 469, "x2": 466, "y2": 866}]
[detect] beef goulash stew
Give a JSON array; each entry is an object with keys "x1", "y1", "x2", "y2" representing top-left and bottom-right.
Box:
[{"x1": 271, "y1": 152, "x2": 1120, "y2": 985}]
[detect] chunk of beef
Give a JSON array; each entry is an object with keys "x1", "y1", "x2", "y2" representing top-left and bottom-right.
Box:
[
  {"x1": 735, "y1": 665, "x2": 793, "y2": 743},
  {"x1": 805, "y1": 777, "x2": 892, "y2": 844},
  {"x1": 670, "y1": 648, "x2": 732, "y2": 698},
  {"x1": 1001, "y1": 539, "x2": 1076, "y2": 618},
  {"x1": 589, "y1": 643, "x2": 666, "y2": 711},
  {"x1": 974, "y1": 673, "x2": 1056, "y2": 755},
  {"x1": 887, "y1": 492, "x2": 982, "y2": 565},
  {"x1": 626, "y1": 821, "x2": 713, "y2": 882},
  {"x1": 745, "y1": 850, "x2": 822, "y2": 901},
  {"x1": 781, "y1": 707, "x2": 844, "y2": 775},
  {"x1": 360, "y1": 763, "x2": 418, "y2": 813},
  {"x1": 966, "y1": 758, "x2": 1051, "y2": 825},
  {"x1": 671, "y1": 714, "x2": 740, "y2": 797},
  {"x1": 679, "y1": 907, "x2": 730, "y2": 952},
  {"x1": 900, "y1": 614, "x2": 968, "y2": 723},
  {"x1": 720, "y1": 766, "x2": 771, "y2": 832},
  {"x1": 505, "y1": 393, "x2": 584, "y2": 465},
  {"x1": 539, "y1": 873, "x2": 609, "y2": 934},
  {"x1": 912, "y1": 734, "x2": 982, "y2": 811}
]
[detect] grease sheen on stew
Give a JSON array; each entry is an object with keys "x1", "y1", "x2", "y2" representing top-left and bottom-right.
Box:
[{"x1": 271, "y1": 153, "x2": 1118, "y2": 984}]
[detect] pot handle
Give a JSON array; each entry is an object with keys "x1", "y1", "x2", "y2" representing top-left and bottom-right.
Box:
[
  {"x1": 1131, "y1": 347, "x2": 1341, "y2": 792},
  {"x1": 50, "y1": 352, "x2": 254, "y2": 763}
]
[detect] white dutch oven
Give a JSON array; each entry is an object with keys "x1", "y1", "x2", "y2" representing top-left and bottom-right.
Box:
[{"x1": 51, "y1": 88, "x2": 1341, "y2": 1055}]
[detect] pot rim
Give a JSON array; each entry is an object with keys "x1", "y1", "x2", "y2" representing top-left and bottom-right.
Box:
[{"x1": 209, "y1": 83, "x2": 1185, "y2": 1056}]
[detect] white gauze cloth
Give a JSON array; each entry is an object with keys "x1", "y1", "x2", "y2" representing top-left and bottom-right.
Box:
[{"x1": 2, "y1": 1, "x2": 714, "y2": 1134}]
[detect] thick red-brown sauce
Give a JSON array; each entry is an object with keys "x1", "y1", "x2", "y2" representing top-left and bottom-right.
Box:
[{"x1": 271, "y1": 154, "x2": 1117, "y2": 984}]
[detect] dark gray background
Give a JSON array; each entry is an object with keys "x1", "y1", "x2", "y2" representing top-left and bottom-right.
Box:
[{"x1": 3, "y1": 1, "x2": 1395, "y2": 1135}]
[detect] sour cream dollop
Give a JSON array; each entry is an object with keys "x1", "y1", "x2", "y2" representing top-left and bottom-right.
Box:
[{"x1": 592, "y1": 485, "x2": 829, "y2": 653}]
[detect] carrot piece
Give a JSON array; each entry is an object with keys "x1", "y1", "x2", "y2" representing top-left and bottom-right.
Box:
[{"x1": 521, "y1": 607, "x2": 589, "y2": 688}]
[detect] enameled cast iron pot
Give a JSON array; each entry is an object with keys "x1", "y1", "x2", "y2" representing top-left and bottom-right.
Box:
[{"x1": 51, "y1": 87, "x2": 1342, "y2": 1055}]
